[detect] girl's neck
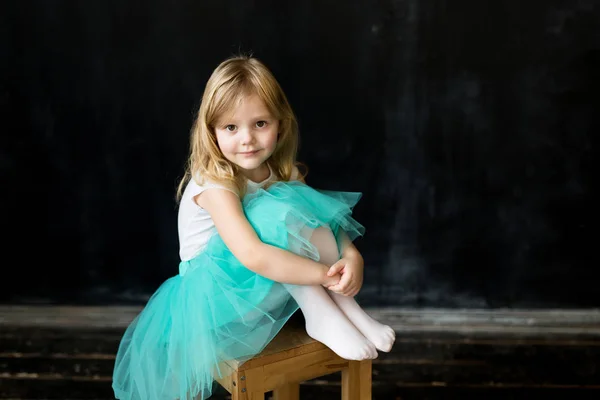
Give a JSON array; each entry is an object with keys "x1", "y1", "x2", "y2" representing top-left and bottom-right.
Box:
[{"x1": 243, "y1": 163, "x2": 271, "y2": 184}]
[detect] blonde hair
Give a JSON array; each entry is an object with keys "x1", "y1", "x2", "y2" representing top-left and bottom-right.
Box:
[{"x1": 176, "y1": 55, "x2": 304, "y2": 201}]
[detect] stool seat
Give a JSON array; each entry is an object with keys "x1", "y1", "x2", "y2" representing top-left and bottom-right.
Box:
[{"x1": 214, "y1": 324, "x2": 372, "y2": 399}]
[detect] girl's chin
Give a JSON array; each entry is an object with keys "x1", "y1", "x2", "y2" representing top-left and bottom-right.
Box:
[{"x1": 234, "y1": 160, "x2": 264, "y2": 171}]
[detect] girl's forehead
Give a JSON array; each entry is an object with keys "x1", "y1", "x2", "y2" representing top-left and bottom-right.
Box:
[{"x1": 216, "y1": 93, "x2": 272, "y2": 121}]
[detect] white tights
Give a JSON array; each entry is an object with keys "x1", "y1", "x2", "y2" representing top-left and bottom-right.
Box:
[{"x1": 284, "y1": 227, "x2": 395, "y2": 360}]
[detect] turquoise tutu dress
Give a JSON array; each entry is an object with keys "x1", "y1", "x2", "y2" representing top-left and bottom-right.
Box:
[{"x1": 112, "y1": 181, "x2": 365, "y2": 400}]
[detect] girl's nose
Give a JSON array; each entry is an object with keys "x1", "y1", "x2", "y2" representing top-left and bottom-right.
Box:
[{"x1": 239, "y1": 128, "x2": 255, "y2": 145}]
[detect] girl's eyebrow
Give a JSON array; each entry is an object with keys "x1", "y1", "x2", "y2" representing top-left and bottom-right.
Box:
[
  {"x1": 217, "y1": 115, "x2": 272, "y2": 126},
  {"x1": 219, "y1": 114, "x2": 273, "y2": 124}
]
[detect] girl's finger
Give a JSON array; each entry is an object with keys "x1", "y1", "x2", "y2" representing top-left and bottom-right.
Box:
[
  {"x1": 327, "y1": 260, "x2": 346, "y2": 276},
  {"x1": 337, "y1": 273, "x2": 352, "y2": 291},
  {"x1": 328, "y1": 284, "x2": 344, "y2": 292},
  {"x1": 346, "y1": 283, "x2": 359, "y2": 297}
]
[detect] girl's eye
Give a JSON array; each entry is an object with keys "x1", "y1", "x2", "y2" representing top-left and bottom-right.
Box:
[
  {"x1": 256, "y1": 121, "x2": 267, "y2": 128},
  {"x1": 225, "y1": 125, "x2": 236, "y2": 132}
]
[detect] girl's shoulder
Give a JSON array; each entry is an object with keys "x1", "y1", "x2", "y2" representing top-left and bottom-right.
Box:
[{"x1": 184, "y1": 173, "x2": 238, "y2": 202}]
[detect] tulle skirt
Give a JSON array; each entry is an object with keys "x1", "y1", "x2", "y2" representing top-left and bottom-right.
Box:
[{"x1": 112, "y1": 181, "x2": 365, "y2": 400}]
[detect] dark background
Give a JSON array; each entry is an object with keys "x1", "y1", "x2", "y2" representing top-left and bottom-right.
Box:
[{"x1": 1, "y1": 1, "x2": 597, "y2": 309}]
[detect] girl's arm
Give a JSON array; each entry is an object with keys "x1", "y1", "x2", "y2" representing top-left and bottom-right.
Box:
[
  {"x1": 325, "y1": 231, "x2": 364, "y2": 297},
  {"x1": 339, "y1": 231, "x2": 362, "y2": 260},
  {"x1": 197, "y1": 188, "x2": 339, "y2": 286}
]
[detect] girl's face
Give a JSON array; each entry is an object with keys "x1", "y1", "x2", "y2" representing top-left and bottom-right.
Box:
[{"x1": 214, "y1": 93, "x2": 279, "y2": 181}]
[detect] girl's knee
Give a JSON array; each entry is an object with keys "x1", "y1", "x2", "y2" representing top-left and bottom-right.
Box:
[
  {"x1": 289, "y1": 225, "x2": 340, "y2": 264},
  {"x1": 310, "y1": 226, "x2": 340, "y2": 265}
]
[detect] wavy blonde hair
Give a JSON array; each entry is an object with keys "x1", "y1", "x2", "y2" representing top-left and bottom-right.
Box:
[{"x1": 176, "y1": 55, "x2": 304, "y2": 201}]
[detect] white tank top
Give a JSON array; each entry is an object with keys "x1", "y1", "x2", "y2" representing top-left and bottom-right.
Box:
[{"x1": 177, "y1": 168, "x2": 280, "y2": 261}]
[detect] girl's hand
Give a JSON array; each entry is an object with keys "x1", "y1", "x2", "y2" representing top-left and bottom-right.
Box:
[
  {"x1": 325, "y1": 253, "x2": 364, "y2": 297},
  {"x1": 322, "y1": 269, "x2": 342, "y2": 288}
]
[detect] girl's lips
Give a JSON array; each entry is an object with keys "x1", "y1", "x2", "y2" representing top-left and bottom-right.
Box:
[{"x1": 239, "y1": 150, "x2": 260, "y2": 155}]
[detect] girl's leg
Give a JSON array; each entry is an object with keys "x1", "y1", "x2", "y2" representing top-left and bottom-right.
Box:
[
  {"x1": 282, "y1": 227, "x2": 377, "y2": 361},
  {"x1": 283, "y1": 283, "x2": 377, "y2": 360},
  {"x1": 311, "y1": 227, "x2": 396, "y2": 352},
  {"x1": 326, "y1": 292, "x2": 396, "y2": 352}
]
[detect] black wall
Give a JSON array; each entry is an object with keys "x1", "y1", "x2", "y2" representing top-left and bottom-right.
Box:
[{"x1": 1, "y1": 1, "x2": 598, "y2": 308}]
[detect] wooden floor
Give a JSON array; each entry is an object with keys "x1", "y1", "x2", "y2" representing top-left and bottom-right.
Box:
[{"x1": 1, "y1": 306, "x2": 600, "y2": 399}]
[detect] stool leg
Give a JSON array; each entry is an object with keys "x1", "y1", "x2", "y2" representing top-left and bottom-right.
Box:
[
  {"x1": 231, "y1": 389, "x2": 265, "y2": 400},
  {"x1": 341, "y1": 360, "x2": 372, "y2": 400},
  {"x1": 359, "y1": 360, "x2": 372, "y2": 399},
  {"x1": 231, "y1": 368, "x2": 266, "y2": 400},
  {"x1": 272, "y1": 382, "x2": 300, "y2": 400}
]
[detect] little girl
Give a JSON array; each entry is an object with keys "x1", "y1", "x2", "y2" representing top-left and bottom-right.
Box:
[{"x1": 112, "y1": 55, "x2": 395, "y2": 400}]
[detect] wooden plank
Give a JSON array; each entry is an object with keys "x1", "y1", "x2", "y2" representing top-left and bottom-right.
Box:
[
  {"x1": 341, "y1": 361, "x2": 360, "y2": 400},
  {"x1": 359, "y1": 360, "x2": 372, "y2": 399},
  {"x1": 234, "y1": 325, "x2": 326, "y2": 371},
  {"x1": 0, "y1": 306, "x2": 142, "y2": 329},
  {"x1": 272, "y1": 382, "x2": 300, "y2": 400},
  {"x1": 300, "y1": 381, "x2": 600, "y2": 400},
  {"x1": 3, "y1": 332, "x2": 599, "y2": 385},
  {"x1": 233, "y1": 367, "x2": 265, "y2": 400},
  {"x1": 0, "y1": 375, "x2": 115, "y2": 399},
  {"x1": 1, "y1": 376, "x2": 599, "y2": 400},
  {"x1": 0, "y1": 327, "x2": 123, "y2": 354},
  {"x1": 261, "y1": 348, "x2": 349, "y2": 391},
  {"x1": 3, "y1": 306, "x2": 600, "y2": 332},
  {"x1": 2, "y1": 306, "x2": 600, "y2": 399}
]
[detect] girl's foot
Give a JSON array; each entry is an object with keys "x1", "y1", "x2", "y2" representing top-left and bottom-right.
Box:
[
  {"x1": 328, "y1": 292, "x2": 396, "y2": 352},
  {"x1": 285, "y1": 284, "x2": 378, "y2": 360}
]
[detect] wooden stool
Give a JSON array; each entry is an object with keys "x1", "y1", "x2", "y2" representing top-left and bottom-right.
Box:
[{"x1": 214, "y1": 325, "x2": 372, "y2": 399}]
